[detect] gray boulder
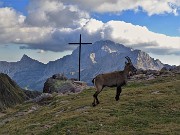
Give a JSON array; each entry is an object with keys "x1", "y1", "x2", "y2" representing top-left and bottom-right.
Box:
[{"x1": 43, "y1": 74, "x2": 86, "y2": 94}]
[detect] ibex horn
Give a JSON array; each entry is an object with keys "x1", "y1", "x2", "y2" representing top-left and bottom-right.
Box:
[{"x1": 125, "y1": 56, "x2": 131, "y2": 62}]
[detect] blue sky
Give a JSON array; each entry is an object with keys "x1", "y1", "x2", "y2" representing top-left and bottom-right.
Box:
[
  {"x1": 0, "y1": 0, "x2": 179, "y2": 65},
  {"x1": 93, "y1": 11, "x2": 180, "y2": 36},
  {"x1": 0, "y1": 0, "x2": 29, "y2": 15}
]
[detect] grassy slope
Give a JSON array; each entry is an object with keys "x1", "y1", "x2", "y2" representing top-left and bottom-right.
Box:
[
  {"x1": 0, "y1": 75, "x2": 179, "y2": 135},
  {"x1": 0, "y1": 73, "x2": 27, "y2": 111}
]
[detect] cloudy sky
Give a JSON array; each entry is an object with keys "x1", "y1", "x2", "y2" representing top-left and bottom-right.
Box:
[{"x1": 0, "y1": 0, "x2": 179, "y2": 65}]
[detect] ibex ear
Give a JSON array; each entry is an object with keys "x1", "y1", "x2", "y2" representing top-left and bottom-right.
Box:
[{"x1": 125, "y1": 61, "x2": 127, "y2": 65}]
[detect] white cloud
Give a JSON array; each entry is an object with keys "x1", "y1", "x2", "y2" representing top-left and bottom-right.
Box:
[
  {"x1": 25, "y1": 0, "x2": 89, "y2": 28},
  {"x1": 62, "y1": 0, "x2": 180, "y2": 16},
  {"x1": 0, "y1": 8, "x2": 25, "y2": 43},
  {"x1": 0, "y1": 7, "x2": 55, "y2": 48},
  {"x1": 83, "y1": 19, "x2": 104, "y2": 34},
  {"x1": 103, "y1": 21, "x2": 180, "y2": 50},
  {"x1": 0, "y1": 0, "x2": 179, "y2": 56},
  {"x1": 0, "y1": 7, "x2": 22, "y2": 28},
  {"x1": 19, "y1": 19, "x2": 180, "y2": 55}
]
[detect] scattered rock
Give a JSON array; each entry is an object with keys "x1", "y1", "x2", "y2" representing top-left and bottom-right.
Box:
[
  {"x1": 43, "y1": 124, "x2": 51, "y2": 129},
  {"x1": 151, "y1": 91, "x2": 162, "y2": 95},
  {"x1": 66, "y1": 129, "x2": 71, "y2": 135},
  {"x1": 27, "y1": 106, "x2": 38, "y2": 113},
  {"x1": 28, "y1": 123, "x2": 41, "y2": 127},
  {"x1": 27, "y1": 93, "x2": 53, "y2": 104},
  {"x1": 15, "y1": 112, "x2": 24, "y2": 117},
  {"x1": 130, "y1": 67, "x2": 178, "y2": 81},
  {"x1": 99, "y1": 123, "x2": 103, "y2": 127},
  {"x1": 75, "y1": 106, "x2": 90, "y2": 112},
  {"x1": 60, "y1": 100, "x2": 69, "y2": 104},
  {"x1": 131, "y1": 74, "x2": 146, "y2": 80},
  {"x1": 146, "y1": 74, "x2": 155, "y2": 80},
  {"x1": 145, "y1": 70, "x2": 159, "y2": 76}
]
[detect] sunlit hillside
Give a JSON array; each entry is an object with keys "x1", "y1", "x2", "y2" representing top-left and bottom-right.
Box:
[{"x1": 0, "y1": 75, "x2": 179, "y2": 135}]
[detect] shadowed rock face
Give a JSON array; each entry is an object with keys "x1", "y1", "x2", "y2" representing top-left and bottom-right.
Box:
[
  {"x1": 43, "y1": 74, "x2": 86, "y2": 94},
  {"x1": 0, "y1": 73, "x2": 28, "y2": 111}
]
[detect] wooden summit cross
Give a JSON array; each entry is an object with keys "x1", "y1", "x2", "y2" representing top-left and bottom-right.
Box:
[{"x1": 69, "y1": 34, "x2": 92, "y2": 81}]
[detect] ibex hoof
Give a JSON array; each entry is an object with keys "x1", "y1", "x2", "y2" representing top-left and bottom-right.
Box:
[
  {"x1": 96, "y1": 101, "x2": 100, "y2": 104},
  {"x1": 115, "y1": 96, "x2": 119, "y2": 101},
  {"x1": 92, "y1": 102, "x2": 96, "y2": 107}
]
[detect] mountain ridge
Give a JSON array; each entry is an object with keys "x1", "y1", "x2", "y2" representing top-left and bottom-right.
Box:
[{"x1": 0, "y1": 40, "x2": 171, "y2": 90}]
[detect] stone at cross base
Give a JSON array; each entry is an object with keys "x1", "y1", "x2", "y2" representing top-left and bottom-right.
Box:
[{"x1": 43, "y1": 73, "x2": 87, "y2": 94}]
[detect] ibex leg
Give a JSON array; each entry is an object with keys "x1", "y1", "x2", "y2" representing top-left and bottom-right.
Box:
[
  {"x1": 92, "y1": 86, "x2": 103, "y2": 106},
  {"x1": 115, "y1": 86, "x2": 122, "y2": 101}
]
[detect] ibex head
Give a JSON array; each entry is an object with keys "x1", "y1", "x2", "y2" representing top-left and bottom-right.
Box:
[{"x1": 125, "y1": 56, "x2": 137, "y2": 75}]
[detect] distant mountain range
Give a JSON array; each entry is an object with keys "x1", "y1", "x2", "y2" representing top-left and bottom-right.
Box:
[{"x1": 0, "y1": 40, "x2": 169, "y2": 90}]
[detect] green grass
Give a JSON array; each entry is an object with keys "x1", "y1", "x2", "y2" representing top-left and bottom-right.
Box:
[{"x1": 0, "y1": 75, "x2": 179, "y2": 135}]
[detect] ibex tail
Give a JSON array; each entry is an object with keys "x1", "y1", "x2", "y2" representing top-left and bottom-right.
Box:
[{"x1": 92, "y1": 78, "x2": 95, "y2": 84}]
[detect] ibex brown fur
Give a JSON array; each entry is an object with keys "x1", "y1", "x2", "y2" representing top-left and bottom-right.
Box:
[{"x1": 92, "y1": 56, "x2": 137, "y2": 106}]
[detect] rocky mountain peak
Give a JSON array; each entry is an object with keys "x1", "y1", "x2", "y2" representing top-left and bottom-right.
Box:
[
  {"x1": 20, "y1": 54, "x2": 45, "y2": 65},
  {"x1": 20, "y1": 54, "x2": 33, "y2": 62}
]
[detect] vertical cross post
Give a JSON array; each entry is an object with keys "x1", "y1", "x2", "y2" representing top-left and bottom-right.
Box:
[
  {"x1": 79, "y1": 34, "x2": 81, "y2": 81},
  {"x1": 69, "y1": 34, "x2": 92, "y2": 81}
]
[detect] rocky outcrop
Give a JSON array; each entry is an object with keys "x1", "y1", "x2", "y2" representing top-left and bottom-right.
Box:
[
  {"x1": 170, "y1": 66, "x2": 180, "y2": 73},
  {"x1": 24, "y1": 90, "x2": 41, "y2": 99},
  {"x1": 43, "y1": 74, "x2": 86, "y2": 94},
  {"x1": 130, "y1": 68, "x2": 178, "y2": 81}
]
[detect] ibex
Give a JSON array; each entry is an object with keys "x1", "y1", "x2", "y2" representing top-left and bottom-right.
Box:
[{"x1": 92, "y1": 56, "x2": 137, "y2": 106}]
